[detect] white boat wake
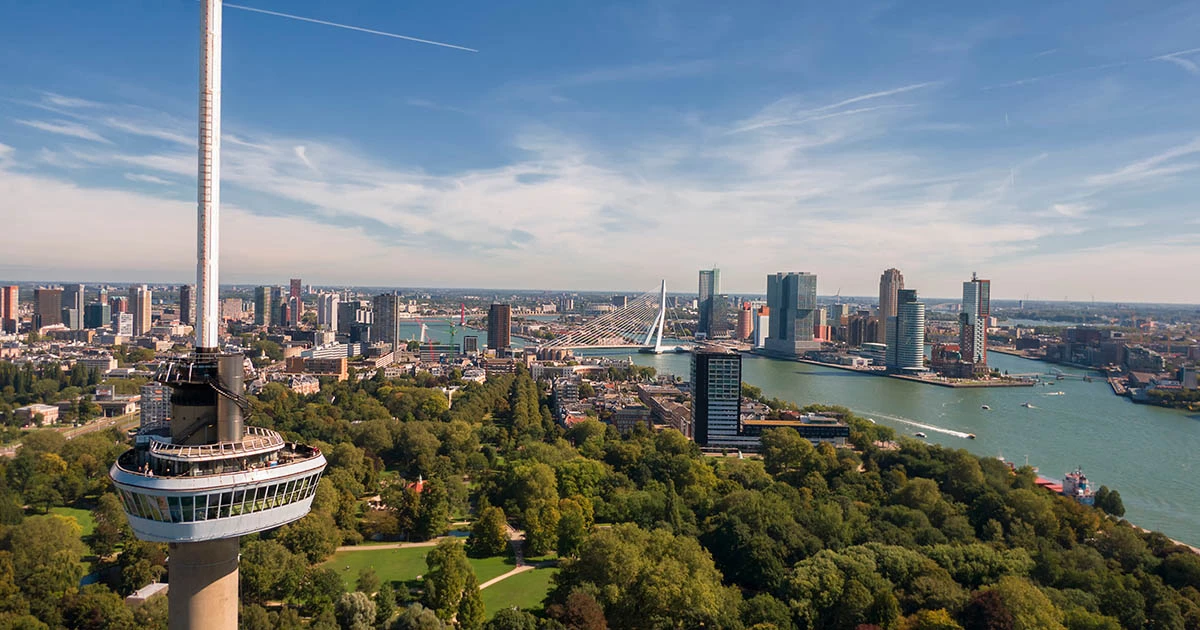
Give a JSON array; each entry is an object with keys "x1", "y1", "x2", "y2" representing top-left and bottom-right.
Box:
[{"x1": 859, "y1": 411, "x2": 973, "y2": 439}]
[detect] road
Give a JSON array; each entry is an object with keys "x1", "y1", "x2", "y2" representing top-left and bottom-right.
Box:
[{"x1": 0, "y1": 412, "x2": 139, "y2": 458}]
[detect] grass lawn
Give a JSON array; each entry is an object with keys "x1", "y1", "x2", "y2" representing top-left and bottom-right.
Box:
[
  {"x1": 467, "y1": 555, "x2": 518, "y2": 584},
  {"x1": 324, "y1": 546, "x2": 431, "y2": 590},
  {"x1": 480, "y1": 566, "x2": 559, "y2": 619},
  {"x1": 50, "y1": 506, "x2": 96, "y2": 538},
  {"x1": 323, "y1": 546, "x2": 517, "y2": 591}
]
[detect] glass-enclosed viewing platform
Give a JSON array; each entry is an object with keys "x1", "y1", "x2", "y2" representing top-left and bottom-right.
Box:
[{"x1": 110, "y1": 423, "x2": 326, "y2": 543}]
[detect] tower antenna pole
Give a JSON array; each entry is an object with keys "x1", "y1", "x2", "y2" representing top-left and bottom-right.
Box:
[{"x1": 196, "y1": 0, "x2": 222, "y2": 351}]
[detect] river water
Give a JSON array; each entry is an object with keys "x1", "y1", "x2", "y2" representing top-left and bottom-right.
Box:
[
  {"x1": 610, "y1": 349, "x2": 1200, "y2": 545},
  {"x1": 413, "y1": 319, "x2": 1199, "y2": 544}
]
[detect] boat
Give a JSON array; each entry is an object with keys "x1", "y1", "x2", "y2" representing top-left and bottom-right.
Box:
[
  {"x1": 1021, "y1": 402, "x2": 1034, "y2": 408},
  {"x1": 967, "y1": 433, "x2": 976, "y2": 439},
  {"x1": 1061, "y1": 467, "x2": 1096, "y2": 505},
  {"x1": 914, "y1": 432, "x2": 927, "y2": 438},
  {"x1": 1045, "y1": 391, "x2": 1065, "y2": 396},
  {"x1": 981, "y1": 405, "x2": 991, "y2": 410}
]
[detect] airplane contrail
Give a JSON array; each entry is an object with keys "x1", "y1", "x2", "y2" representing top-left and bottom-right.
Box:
[{"x1": 224, "y1": 3, "x2": 478, "y2": 53}]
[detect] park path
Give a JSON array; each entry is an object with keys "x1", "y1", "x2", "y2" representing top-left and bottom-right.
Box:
[
  {"x1": 336, "y1": 539, "x2": 442, "y2": 552},
  {"x1": 478, "y1": 564, "x2": 534, "y2": 589}
]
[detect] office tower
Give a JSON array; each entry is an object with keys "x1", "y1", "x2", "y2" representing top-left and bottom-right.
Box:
[
  {"x1": 288, "y1": 279, "x2": 302, "y2": 324},
  {"x1": 33, "y1": 287, "x2": 63, "y2": 329},
  {"x1": 98, "y1": 287, "x2": 108, "y2": 307},
  {"x1": 960, "y1": 273, "x2": 991, "y2": 368},
  {"x1": 764, "y1": 272, "x2": 821, "y2": 357},
  {"x1": 139, "y1": 383, "x2": 171, "y2": 427},
  {"x1": 878, "y1": 268, "x2": 904, "y2": 321},
  {"x1": 337, "y1": 300, "x2": 372, "y2": 335},
  {"x1": 611, "y1": 295, "x2": 627, "y2": 308},
  {"x1": 109, "y1": 4, "x2": 326, "y2": 628},
  {"x1": 131, "y1": 285, "x2": 152, "y2": 337},
  {"x1": 847, "y1": 310, "x2": 878, "y2": 347},
  {"x1": 84, "y1": 302, "x2": 112, "y2": 330},
  {"x1": 113, "y1": 313, "x2": 134, "y2": 336},
  {"x1": 317, "y1": 293, "x2": 339, "y2": 331},
  {"x1": 885, "y1": 289, "x2": 926, "y2": 372},
  {"x1": 691, "y1": 346, "x2": 741, "y2": 446},
  {"x1": 737, "y1": 302, "x2": 754, "y2": 340},
  {"x1": 270, "y1": 286, "x2": 285, "y2": 324},
  {"x1": 828, "y1": 303, "x2": 852, "y2": 325},
  {"x1": 1, "y1": 285, "x2": 18, "y2": 333},
  {"x1": 488, "y1": 303, "x2": 512, "y2": 353},
  {"x1": 61, "y1": 308, "x2": 82, "y2": 330},
  {"x1": 254, "y1": 286, "x2": 272, "y2": 327},
  {"x1": 752, "y1": 307, "x2": 770, "y2": 349},
  {"x1": 109, "y1": 295, "x2": 128, "y2": 314},
  {"x1": 462, "y1": 335, "x2": 479, "y2": 355},
  {"x1": 180, "y1": 284, "x2": 195, "y2": 326},
  {"x1": 697, "y1": 268, "x2": 720, "y2": 338},
  {"x1": 63, "y1": 284, "x2": 85, "y2": 329},
  {"x1": 372, "y1": 293, "x2": 402, "y2": 349}
]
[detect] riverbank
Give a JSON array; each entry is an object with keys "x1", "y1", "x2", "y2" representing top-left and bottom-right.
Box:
[
  {"x1": 796, "y1": 358, "x2": 884, "y2": 374},
  {"x1": 888, "y1": 373, "x2": 1037, "y2": 388}
]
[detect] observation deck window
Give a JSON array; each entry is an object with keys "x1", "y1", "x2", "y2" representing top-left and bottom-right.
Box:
[{"x1": 116, "y1": 471, "x2": 323, "y2": 524}]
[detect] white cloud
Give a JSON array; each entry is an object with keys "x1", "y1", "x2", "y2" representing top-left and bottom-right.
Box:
[
  {"x1": 13, "y1": 119, "x2": 112, "y2": 143},
  {"x1": 124, "y1": 172, "x2": 174, "y2": 185}
]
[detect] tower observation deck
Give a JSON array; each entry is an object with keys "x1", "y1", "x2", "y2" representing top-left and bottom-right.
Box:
[{"x1": 108, "y1": 1, "x2": 326, "y2": 627}]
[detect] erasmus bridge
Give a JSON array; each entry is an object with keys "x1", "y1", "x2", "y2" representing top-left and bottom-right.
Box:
[{"x1": 538, "y1": 281, "x2": 692, "y2": 353}]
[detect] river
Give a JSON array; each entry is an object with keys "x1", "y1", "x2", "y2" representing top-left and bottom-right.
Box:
[{"x1": 597, "y1": 349, "x2": 1200, "y2": 546}]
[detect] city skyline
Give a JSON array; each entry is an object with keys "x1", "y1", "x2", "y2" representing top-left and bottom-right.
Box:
[{"x1": 3, "y1": 3, "x2": 1200, "y2": 302}]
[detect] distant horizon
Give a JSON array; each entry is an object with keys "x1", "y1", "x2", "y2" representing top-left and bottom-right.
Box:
[{"x1": 2, "y1": 277, "x2": 1196, "y2": 308}]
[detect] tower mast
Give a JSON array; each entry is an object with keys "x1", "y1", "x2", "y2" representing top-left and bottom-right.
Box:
[{"x1": 196, "y1": 0, "x2": 221, "y2": 351}]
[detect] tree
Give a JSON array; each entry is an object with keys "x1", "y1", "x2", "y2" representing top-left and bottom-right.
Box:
[
  {"x1": 457, "y1": 572, "x2": 485, "y2": 630},
  {"x1": 901, "y1": 609, "x2": 963, "y2": 630},
  {"x1": 1093, "y1": 486, "x2": 1125, "y2": 517},
  {"x1": 556, "y1": 497, "x2": 592, "y2": 558},
  {"x1": 302, "y1": 567, "x2": 346, "y2": 612},
  {"x1": 422, "y1": 540, "x2": 474, "y2": 620},
  {"x1": 523, "y1": 499, "x2": 561, "y2": 557},
  {"x1": 356, "y1": 568, "x2": 381, "y2": 596},
  {"x1": 90, "y1": 493, "x2": 130, "y2": 557},
  {"x1": 761, "y1": 427, "x2": 815, "y2": 475},
  {"x1": 960, "y1": 589, "x2": 1014, "y2": 630},
  {"x1": 394, "y1": 603, "x2": 446, "y2": 630},
  {"x1": 483, "y1": 609, "x2": 539, "y2": 630},
  {"x1": 63, "y1": 584, "x2": 136, "y2": 629},
  {"x1": 10, "y1": 514, "x2": 88, "y2": 626},
  {"x1": 469, "y1": 506, "x2": 510, "y2": 558},
  {"x1": 375, "y1": 582, "x2": 397, "y2": 628},
  {"x1": 279, "y1": 511, "x2": 341, "y2": 563},
  {"x1": 335, "y1": 592, "x2": 376, "y2": 630},
  {"x1": 548, "y1": 589, "x2": 608, "y2": 630},
  {"x1": 240, "y1": 540, "x2": 306, "y2": 604},
  {"x1": 414, "y1": 479, "x2": 450, "y2": 541}
]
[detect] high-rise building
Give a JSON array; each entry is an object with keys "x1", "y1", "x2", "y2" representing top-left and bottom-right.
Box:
[
  {"x1": 736, "y1": 302, "x2": 754, "y2": 340},
  {"x1": 878, "y1": 268, "x2": 904, "y2": 321},
  {"x1": 33, "y1": 287, "x2": 63, "y2": 329},
  {"x1": 270, "y1": 286, "x2": 285, "y2": 325},
  {"x1": 752, "y1": 307, "x2": 770, "y2": 349},
  {"x1": 288, "y1": 279, "x2": 302, "y2": 324},
  {"x1": 84, "y1": 302, "x2": 111, "y2": 330},
  {"x1": 254, "y1": 286, "x2": 272, "y2": 327},
  {"x1": 885, "y1": 289, "x2": 926, "y2": 372},
  {"x1": 180, "y1": 284, "x2": 195, "y2": 326},
  {"x1": 113, "y1": 313, "x2": 134, "y2": 336},
  {"x1": 462, "y1": 335, "x2": 479, "y2": 355},
  {"x1": 131, "y1": 285, "x2": 152, "y2": 337},
  {"x1": 1, "y1": 285, "x2": 18, "y2": 333},
  {"x1": 960, "y1": 273, "x2": 991, "y2": 368},
  {"x1": 63, "y1": 284, "x2": 85, "y2": 329},
  {"x1": 847, "y1": 310, "x2": 878, "y2": 347},
  {"x1": 488, "y1": 303, "x2": 512, "y2": 354},
  {"x1": 611, "y1": 295, "x2": 628, "y2": 308},
  {"x1": 691, "y1": 346, "x2": 741, "y2": 447},
  {"x1": 372, "y1": 293, "x2": 403, "y2": 349},
  {"x1": 109, "y1": 5, "x2": 327, "y2": 628},
  {"x1": 764, "y1": 272, "x2": 821, "y2": 357},
  {"x1": 109, "y1": 295, "x2": 128, "y2": 314},
  {"x1": 139, "y1": 383, "x2": 171, "y2": 427},
  {"x1": 317, "y1": 293, "x2": 339, "y2": 331},
  {"x1": 221, "y1": 298, "x2": 243, "y2": 320},
  {"x1": 697, "y1": 268, "x2": 720, "y2": 338},
  {"x1": 337, "y1": 300, "x2": 372, "y2": 335}
]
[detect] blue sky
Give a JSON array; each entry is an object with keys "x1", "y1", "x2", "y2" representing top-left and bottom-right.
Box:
[{"x1": 2, "y1": 1, "x2": 1199, "y2": 302}]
